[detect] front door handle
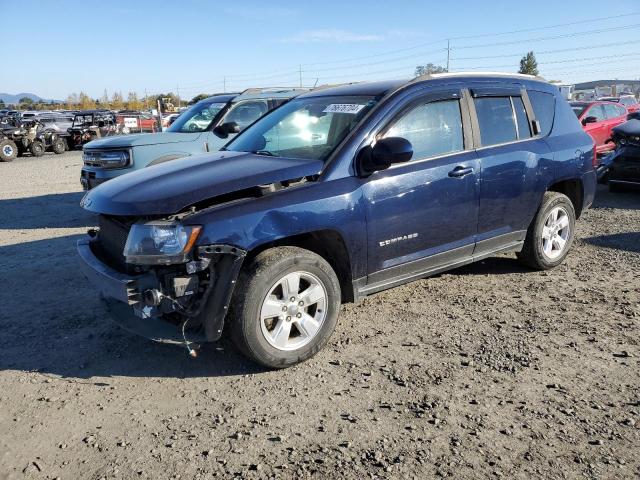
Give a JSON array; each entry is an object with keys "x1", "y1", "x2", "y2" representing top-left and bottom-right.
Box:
[{"x1": 448, "y1": 166, "x2": 474, "y2": 178}]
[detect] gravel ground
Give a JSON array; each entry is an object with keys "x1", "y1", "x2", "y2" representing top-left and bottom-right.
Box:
[{"x1": 0, "y1": 151, "x2": 638, "y2": 480}]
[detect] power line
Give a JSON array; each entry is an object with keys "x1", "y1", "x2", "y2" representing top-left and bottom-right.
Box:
[
  {"x1": 449, "y1": 12, "x2": 639, "y2": 40},
  {"x1": 453, "y1": 23, "x2": 640, "y2": 50},
  {"x1": 152, "y1": 16, "x2": 640, "y2": 96},
  {"x1": 302, "y1": 11, "x2": 639, "y2": 67},
  {"x1": 451, "y1": 39, "x2": 640, "y2": 61},
  {"x1": 452, "y1": 52, "x2": 640, "y2": 71},
  {"x1": 165, "y1": 11, "x2": 640, "y2": 91}
]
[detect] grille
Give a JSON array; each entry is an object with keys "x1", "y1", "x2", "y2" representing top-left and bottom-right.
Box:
[{"x1": 95, "y1": 215, "x2": 132, "y2": 273}]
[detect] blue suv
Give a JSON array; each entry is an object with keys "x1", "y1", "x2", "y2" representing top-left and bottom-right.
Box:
[
  {"x1": 80, "y1": 88, "x2": 307, "y2": 190},
  {"x1": 78, "y1": 73, "x2": 596, "y2": 368}
]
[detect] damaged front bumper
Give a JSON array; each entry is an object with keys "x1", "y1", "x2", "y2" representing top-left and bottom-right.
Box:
[{"x1": 77, "y1": 237, "x2": 246, "y2": 345}]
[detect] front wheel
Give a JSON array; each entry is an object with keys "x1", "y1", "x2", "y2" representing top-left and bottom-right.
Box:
[
  {"x1": 0, "y1": 139, "x2": 18, "y2": 162},
  {"x1": 230, "y1": 246, "x2": 341, "y2": 368},
  {"x1": 30, "y1": 141, "x2": 45, "y2": 157},
  {"x1": 517, "y1": 191, "x2": 576, "y2": 270}
]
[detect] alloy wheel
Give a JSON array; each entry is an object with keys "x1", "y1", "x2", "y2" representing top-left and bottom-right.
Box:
[
  {"x1": 259, "y1": 271, "x2": 328, "y2": 351},
  {"x1": 541, "y1": 206, "x2": 570, "y2": 260}
]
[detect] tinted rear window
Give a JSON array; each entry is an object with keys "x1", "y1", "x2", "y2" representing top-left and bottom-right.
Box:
[
  {"x1": 528, "y1": 90, "x2": 555, "y2": 136},
  {"x1": 474, "y1": 97, "x2": 517, "y2": 146}
]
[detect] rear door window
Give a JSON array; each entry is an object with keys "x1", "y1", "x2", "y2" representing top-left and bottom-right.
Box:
[
  {"x1": 384, "y1": 99, "x2": 464, "y2": 160},
  {"x1": 527, "y1": 90, "x2": 555, "y2": 136},
  {"x1": 474, "y1": 97, "x2": 517, "y2": 146}
]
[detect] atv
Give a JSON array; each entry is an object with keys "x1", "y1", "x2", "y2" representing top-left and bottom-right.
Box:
[{"x1": 67, "y1": 110, "x2": 119, "y2": 148}]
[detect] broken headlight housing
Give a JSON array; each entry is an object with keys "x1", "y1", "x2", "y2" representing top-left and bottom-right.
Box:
[{"x1": 123, "y1": 222, "x2": 202, "y2": 265}]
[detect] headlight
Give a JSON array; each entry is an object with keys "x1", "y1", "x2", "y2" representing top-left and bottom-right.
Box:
[
  {"x1": 83, "y1": 150, "x2": 130, "y2": 168},
  {"x1": 123, "y1": 222, "x2": 202, "y2": 265}
]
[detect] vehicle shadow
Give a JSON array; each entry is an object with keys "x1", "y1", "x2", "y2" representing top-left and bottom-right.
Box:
[
  {"x1": 0, "y1": 234, "x2": 265, "y2": 379},
  {"x1": 583, "y1": 232, "x2": 640, "y2": 254},
  {"x1": 591, "y1": 184, "x2": 640, "y2": 211},
  {"x1": 0, "y1": 192, "x2": 96, "y2": 229},
  {"x1": 446, "y1": 255, "x2": 530, "y2": 276}
]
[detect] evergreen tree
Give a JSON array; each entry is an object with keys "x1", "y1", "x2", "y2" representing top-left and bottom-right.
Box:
[{"x1": 519, "y1": 51, "x2": 539, "y2": 76}]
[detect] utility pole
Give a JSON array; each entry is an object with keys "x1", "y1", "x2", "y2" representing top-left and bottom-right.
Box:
[
  {"x1": 144, "y1": 88, "x2": 148, "y2": 109},
  {"x1": 299, "y1": 65, "x2": 303, "y2": 87},
  {"x1": 446, "y1": 39, "x2": 451, "y2": 72},
  {"x1": 176, "y1": 83, "x2": 181, "y2": 109},
  {"x1": 223, "y1": 76, "x2": 226, "y2": 93}
]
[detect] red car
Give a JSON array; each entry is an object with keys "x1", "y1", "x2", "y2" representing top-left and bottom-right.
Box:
[
  {"x1": 570, "y1": 101, "x2": 628, "y2": 154},
  {"x1": 598, "y1": 95, "x2": 640, "y2": 114},
  {"x1": 115, "y1": 111, "x2": 157, "y2": 133}
]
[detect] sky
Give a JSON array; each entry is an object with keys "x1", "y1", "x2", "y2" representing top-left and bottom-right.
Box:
[{"x1": 1, "y1": 0, "x2": 639, "y2": 101}]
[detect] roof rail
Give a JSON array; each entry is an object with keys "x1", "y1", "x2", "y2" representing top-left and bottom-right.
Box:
[
  {"x1": 411, "y1": 71, "x2": 547, "y2": 83},
  {"x1": 238, "y1": 87, "x2": 310, "y2": 95}
]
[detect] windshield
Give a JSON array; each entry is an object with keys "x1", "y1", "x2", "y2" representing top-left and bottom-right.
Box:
[
  {"x1": 167, "y1": 102, "x2": 226, "y2": 133},
  {"x1": 73, "y1": 115, "x2": 94, "y2": 126},
  {"x1": 226, "y1": 95, "x2": 378, "y2": 161},
  {"x1": 570, "y1": 104, "x2": 588, "y2": 117}
]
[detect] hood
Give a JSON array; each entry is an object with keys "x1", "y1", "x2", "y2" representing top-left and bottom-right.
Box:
[
  {"x1": 612, "y1": 118, "x2": 640, "y2": 137},
  {"x1": 84, "y1": 131, "x2": 203, "y2": 149},
  {"x1": 81, "y1": 151, "x2": 323, "y2": 216}
]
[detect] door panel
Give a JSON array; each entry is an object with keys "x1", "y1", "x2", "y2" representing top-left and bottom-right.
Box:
[
  {"x1": 362, "y1": 92, "x2": 479, "y2": 283},
  {"x1": 363, "y1": 151, "x2": 479, "y2": 281},
  {"x1": 475, "y1": 139, "x2": 552, "y2": 243}
]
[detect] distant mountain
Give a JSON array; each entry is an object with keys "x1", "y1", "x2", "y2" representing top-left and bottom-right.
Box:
[{"x1": 0, "y1": 92, "x2": 62, "y2": 104}]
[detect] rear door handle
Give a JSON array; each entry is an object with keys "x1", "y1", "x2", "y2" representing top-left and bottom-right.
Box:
[{"x1": 448, "y1": 166, "x2": 474, "y2": 178}]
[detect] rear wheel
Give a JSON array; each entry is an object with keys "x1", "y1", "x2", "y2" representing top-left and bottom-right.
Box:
[
  {"x1": 230, "y1": 246, "x2": 341, "y2": 368},
  {"x1": 517, "y1": 191, "x2": 576, "y2": 270},
  {"x1": 29, "y1": 141, "x2": 45, "y2": 157},
  {"x1": 0, "y1": 139, "x2": 17, "y2": 162}
]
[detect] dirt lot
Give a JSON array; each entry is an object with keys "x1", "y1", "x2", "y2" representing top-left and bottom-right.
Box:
[{"x1": 0, "y1": 151, "x2": 638, "y2": 480}]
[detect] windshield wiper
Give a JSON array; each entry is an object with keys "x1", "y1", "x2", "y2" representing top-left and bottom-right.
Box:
[{"x1": 251, "y1": 150, "x2": 275, "y2": 156}]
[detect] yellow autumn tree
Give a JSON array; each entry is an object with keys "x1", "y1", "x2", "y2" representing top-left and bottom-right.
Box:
[
  {"x1": 126, "y1": 92, "x2": 142, "y2": 111},
  {"x1": 78, "y1": 92, "x2": 95, "y2": 110},
  {"x1": 111, "y1": 91, "x2": 124, "y2": 110}
]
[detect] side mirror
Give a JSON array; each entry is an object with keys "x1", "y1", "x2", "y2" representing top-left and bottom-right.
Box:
[
  {"x1": 358, "y1": 137, "x2": 413, "y2": 176},
  {"x1": 213, "y1": 121, "x2": 240, "y2": 138},
  {"x1": 582, "y1": 116, "x2": 598, "y2": 125}
]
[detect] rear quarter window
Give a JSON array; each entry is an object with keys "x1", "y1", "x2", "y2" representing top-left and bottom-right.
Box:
[{"x1": 527, "y1": 90, "x2": 555, "y2": 136}]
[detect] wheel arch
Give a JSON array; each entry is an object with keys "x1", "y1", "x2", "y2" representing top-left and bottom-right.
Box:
[
  {"x1": 547, "y1": 178, "x2": 584, "y2": 218},
  {"x1": 246, "y1": 229, "x2": 355, "y2": 303}
]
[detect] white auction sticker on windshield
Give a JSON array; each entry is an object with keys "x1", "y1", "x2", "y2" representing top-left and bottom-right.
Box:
[{"x1": 323, "y1": 104, "x2": 366, "y2": 114}]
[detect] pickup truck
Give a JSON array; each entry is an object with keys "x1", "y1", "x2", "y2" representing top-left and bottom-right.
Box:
[
  {"x1": 78, "y1": 73, "x2": 596, "y2": 368},
  {"x1": 80, "y1": 88, "x2": 307, "y2": 190}
]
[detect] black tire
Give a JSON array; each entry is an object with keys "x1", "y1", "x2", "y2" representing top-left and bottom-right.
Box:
[
  {"x1": 29, "y1": 141, "x2": 45, "y2": 157},
  {"x1": 230, "y1": 246, "x2": 341, "y2": 369},
  {"x1": 52, "y1": 138, "x2": 66, "y2": 154},
  {"x1": 0, "y1": 139, "x2": 18, "y2": 162},
  {"x1": 517, "y1": 191, "x2": 576, "y2": 270}
]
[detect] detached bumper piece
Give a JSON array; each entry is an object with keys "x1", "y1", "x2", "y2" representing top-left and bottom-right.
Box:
[{"x1": 77, "y1": 237, "x2": 246, "y2": 345}]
